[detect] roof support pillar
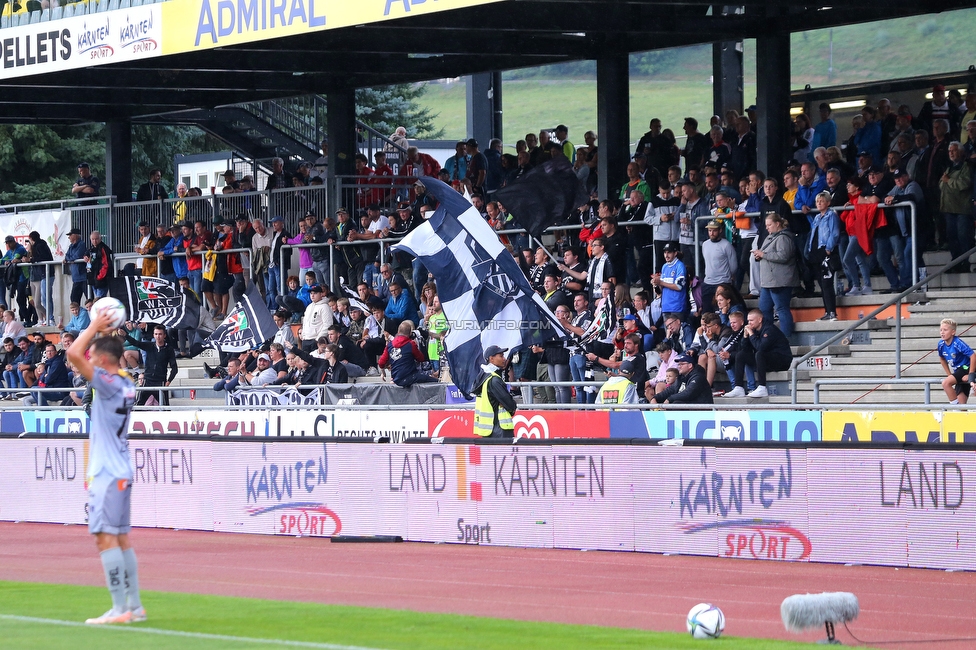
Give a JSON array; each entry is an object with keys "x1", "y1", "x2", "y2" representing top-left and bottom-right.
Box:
[
  {"x1": 466, "y1": 71, "x2": 503, "y2": 147},
  {"x1": 106, "y1": 120, "x2": 132, "y2": 204},
  {"x1": 712, "y1": 40, "x2": 743, "y2": 119},
  {"x1": 327, "y1": 86, "x2": 356, "y2": 218},
  {"x1": 597, "y1": 53, "x2": 630, "y2": 201},
  {"x1": 756, "y1": 30, "x2": 792, "y2": 178}
]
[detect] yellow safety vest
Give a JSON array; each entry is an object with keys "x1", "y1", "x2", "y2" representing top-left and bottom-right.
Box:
[
  {"x1": 597, "y1": 376, "x2": 629, "y2": 405},
  {"x1": 473, "y1": 374, "x2": 513, "y2": 437}
]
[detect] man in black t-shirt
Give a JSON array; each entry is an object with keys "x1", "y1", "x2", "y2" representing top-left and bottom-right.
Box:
[
  {"x1": 464, "y1": 138, "x2": 488, "y2": 197},
  {"x1": 71, "y1": 162, "x2": 101, "y2": 206}
]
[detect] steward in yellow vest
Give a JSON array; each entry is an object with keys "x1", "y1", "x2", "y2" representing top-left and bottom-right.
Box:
[{"x1": 473, "y1": 345, "x2": 517, "y2": 438}]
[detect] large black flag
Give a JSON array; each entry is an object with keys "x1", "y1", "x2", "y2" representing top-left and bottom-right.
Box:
[
  {"x1": 203, "y1": 284, "x2": 278, "y2": 352},
  {"x1": 494, "y1": 156, "x2": 587, "y2": 240},
  {"x1": 109, "y1": 276, "x2": 199, "y2": 329}
]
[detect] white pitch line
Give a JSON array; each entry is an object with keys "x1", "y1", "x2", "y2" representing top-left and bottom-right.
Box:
[{"x1": 0, "y1": 614, "x2": 389, "y2": 650}]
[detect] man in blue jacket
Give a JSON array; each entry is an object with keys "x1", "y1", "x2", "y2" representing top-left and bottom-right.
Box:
[
  {"x1": 158, "y1": 222, "x2": 190, "y2": 281},
  {"x1": 65, "y1": 228, "x2": 89, "y2": 304},
  {"x1": 384, "y1": 281, "x2": 419, "y2": 329}
]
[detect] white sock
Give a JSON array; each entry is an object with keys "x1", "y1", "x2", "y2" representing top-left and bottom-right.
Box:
[
  {"x1": 950, "y1": 399, "x2": 959, "y2": 405},
  {"x1": 99, "y1": 547, "x2": 127, "y2": 613},
  {"x1": 123, "y1": 548, "x2": 142, "y2": 610}
]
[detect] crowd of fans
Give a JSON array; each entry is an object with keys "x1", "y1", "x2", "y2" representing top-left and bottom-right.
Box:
[{"x1": 2, "y1": 85, "x2": 975, "y2": 402}]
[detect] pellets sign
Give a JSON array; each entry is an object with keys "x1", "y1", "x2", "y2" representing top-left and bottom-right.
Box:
[
  {"x1": 0, "y1": 5, "x2": 161, "y2": 80},
  {"x1": 2, "y1": 439, "x2": 974, "y2": 570}
]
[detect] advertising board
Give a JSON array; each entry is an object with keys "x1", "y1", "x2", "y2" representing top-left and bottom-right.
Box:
[
  {"x1": 4, "y1": 438, "x2": 975, "y2": 570},
  {"x1": 1, "y1": 0, "x2": 501, "y2": 80},
  {"x1": 0, "y1": 5, "x2": 162, "y2": 80},
  {"x1": 428, "y1": 410, "x2": 610, "y2": 439},
  {"x1": 610, "y1": 409, "x2": 821, "y2": 441},
  {"x1": 821, "y1": 411, "x2": 944, "y2": 443}
]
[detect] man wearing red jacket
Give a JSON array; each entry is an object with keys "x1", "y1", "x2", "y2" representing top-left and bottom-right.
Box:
[
  {"x1": 398, "y1": 147, "x2": 441, "y2": 202},
  {"x1": 86, "y1": 231, "x2": 114, "y2": 298},
  {"x1": 377, "y1": 320, "x2": 437, "y2": 388}
]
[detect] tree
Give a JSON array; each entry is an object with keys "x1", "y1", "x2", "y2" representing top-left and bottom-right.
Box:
[
  {"x1": 0, "y1": 124, "x2": 105, "y2": 205},
  {"x1": 130, "y1": 125, "x2": 224, "y2": 195},
  {"x1": 356, "y1": 83, "x2": 445, "y2": 139},
  {"x1": 0, "y1": 124, "x2": 222, "y2": 204}
]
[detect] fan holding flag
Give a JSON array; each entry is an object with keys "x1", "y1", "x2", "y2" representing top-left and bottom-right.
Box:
[{"x1": 392, "y1": 177, "x2": 567, "y2": 401}]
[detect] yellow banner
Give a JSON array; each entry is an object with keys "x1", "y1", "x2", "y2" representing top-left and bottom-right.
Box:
[
  {"x1": 939, "y1": 412, "x2": 976, "y2": 444},
  {"x1": 822, "y1": 411, "x2": 944, "y2": 443},
  {"x1": 162, "y1": 0, "x2": 503, "y2": 54}
]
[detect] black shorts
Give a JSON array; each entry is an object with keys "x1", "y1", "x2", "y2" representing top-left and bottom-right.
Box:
[
  {"x1": 201, "y1": 279, "x2": 215, "y2": 293},
  {"x1": 952, "y1": 367, "x2": 971, "y2": 395}
]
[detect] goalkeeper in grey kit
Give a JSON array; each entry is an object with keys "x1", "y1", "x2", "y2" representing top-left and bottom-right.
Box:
[{"x1": 66, "y1": 309, "x2": 146, "y2": 625}]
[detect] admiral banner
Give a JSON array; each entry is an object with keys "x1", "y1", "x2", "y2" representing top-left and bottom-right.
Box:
[
  {"x1": 2, "y1": 0, "x2": 498, "y2": 80},
  {"x1": 163, "y1": 0, "x2": 504, "y2": 55},
  {"x1": 0, "y1": 4, "x2": 161, "y2": 80},
  {"x1": 821, "y1": 411, "x2": 948, "y2": 443},
  {"x1": 3, "y1": 439, "x2": 975, "y2": 570}
]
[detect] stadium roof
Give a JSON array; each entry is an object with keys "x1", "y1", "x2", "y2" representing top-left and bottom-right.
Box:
[{"x1": 0, "y1": 0, "x2": 974, "y2": 123}]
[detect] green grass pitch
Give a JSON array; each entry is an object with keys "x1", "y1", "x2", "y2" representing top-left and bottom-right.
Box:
[{"x1": 0, "y1": 581, "x2": 820, "y2": 649}]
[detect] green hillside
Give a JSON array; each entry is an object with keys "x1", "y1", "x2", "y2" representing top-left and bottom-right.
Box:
[{"x1": 419, "y1": 6, "x2": 976, "y2": 143}]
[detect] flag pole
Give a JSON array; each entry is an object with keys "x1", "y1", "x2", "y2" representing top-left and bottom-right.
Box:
[{"x1": 529, "y1": 235, "x2": 561, "y2": 265}]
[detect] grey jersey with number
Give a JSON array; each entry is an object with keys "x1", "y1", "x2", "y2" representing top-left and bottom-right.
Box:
[{"x1": 87, "y1": 367, "x2": 137, "y2": 480}]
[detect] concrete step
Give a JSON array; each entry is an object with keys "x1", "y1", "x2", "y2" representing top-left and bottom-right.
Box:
[
  {"x1": 804, "y1": 366, "x2": 940, "y2": 378},
  {"x1": 793, "y1": 385, "x2": 944, "y2": 403},
  {"x1": 792, "y1": 344, "x2": 850, "y2": 356},
  {"x1": 876, "y1": 315, "x2": 976, "y2": 328},
  {"x1": 794, "y1": 318, "x2": 890, "y2": 333},
  {"x1": 831, "y1": 352, "x2": 940, "y2": 365}
]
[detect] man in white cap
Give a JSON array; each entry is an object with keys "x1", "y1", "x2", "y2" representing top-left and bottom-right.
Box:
[
  {"x1": 473, "y1": 345, "x2": 517, "y2": 438},
  {"x1": 244, "y1": 352, "x2": 277, "y2": 386}
]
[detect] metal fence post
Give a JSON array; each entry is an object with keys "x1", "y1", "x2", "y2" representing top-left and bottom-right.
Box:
[{"x1": 895, "y1": 294, "x2": 902, "y2": 379}]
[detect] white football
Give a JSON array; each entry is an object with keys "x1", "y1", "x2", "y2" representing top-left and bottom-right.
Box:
[
  {"x1": 687, "y1": 603, "x2": 725, "y2": 639},
  {"x1": 90, "y1": 297, "x2": 128, "y2": 330}
]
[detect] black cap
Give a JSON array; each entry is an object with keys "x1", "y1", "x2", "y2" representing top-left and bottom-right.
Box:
[
  {"x1": 484, "y1": 345, "x2": 508, "y2": 362},
  {"x1": 4, "y1": 235, "x2": 15, "y2": 243},
  {"x1": 366, "y1": 203, "x2": 380, "y2": 212},
  {"x1": 68, "y1": 228, "x2": 82, "y2": 236},
  {"x1": 235, "y1": 214, "x2": 249, "y2": 222},
  {"x1": 465, "y1": 138, "x2": 479, "y2": 148},
  {"x1": 663, "y1": 242, "x2": 680, "y2": 253},
  {"x1": 304, "y1": 210, "x2": 317, "y2": 218},
  {"x1": 309, "y1": 285, "x2": 324, "y2": 293},
  {"x1": 397, "y1": 201, "x2": 412, "y2": 211},
  {"x1": 618, "y1": 359, "x2": 636, "y2": 375},
  {"x1": 77, "y1": 162, "x2": 90, "y2": 169}
]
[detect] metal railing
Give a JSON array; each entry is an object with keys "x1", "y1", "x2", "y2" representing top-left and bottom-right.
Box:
[
  {"x1": 239, "y1": 95, "x2": 409, "y2": 168},
  {"x1": 811, "y1": 378, "x2": 944, "y2": 405},
  {"x1": 2, "y1": 259, "x2": 68, "y2": 326},
  {"x1": 790, "y1": 243, "x2": 976, "y2": 404}
]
